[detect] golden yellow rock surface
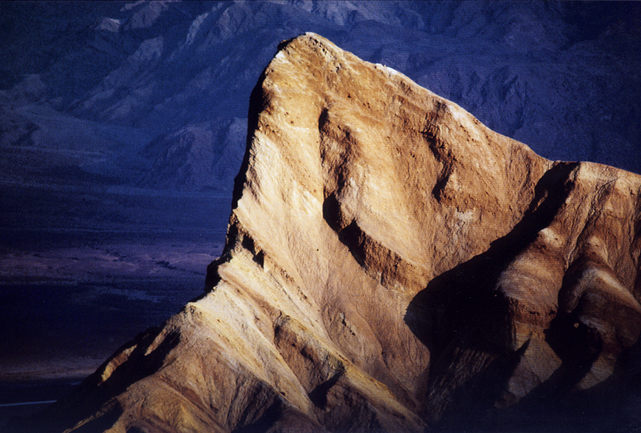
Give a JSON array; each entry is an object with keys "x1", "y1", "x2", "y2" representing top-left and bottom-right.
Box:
[{"x1": 43, "y1": 33, "x2": 641, "y2": 433}]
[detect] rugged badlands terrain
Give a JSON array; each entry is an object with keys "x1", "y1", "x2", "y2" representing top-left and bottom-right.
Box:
[{"x1": 30, "y1": 34, "x2": 641, "y2": 432}]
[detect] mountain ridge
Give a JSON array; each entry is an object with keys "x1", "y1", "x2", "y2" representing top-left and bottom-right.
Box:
[{"x1": 21, "y1": 32, "x2": 641, "y2": 433}]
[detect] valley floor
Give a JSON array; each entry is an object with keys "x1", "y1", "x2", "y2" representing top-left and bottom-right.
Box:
[{"x1": 0, "y1": 229, "x2": 225, "y2": 429}]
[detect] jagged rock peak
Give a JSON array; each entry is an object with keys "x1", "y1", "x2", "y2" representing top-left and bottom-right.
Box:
[{"x1": 36, "y1": 33, "x2": 641, "y2": 433}]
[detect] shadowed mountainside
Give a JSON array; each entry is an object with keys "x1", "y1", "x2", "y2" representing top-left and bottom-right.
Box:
[
  {"x1": 1, "y1": 1, "x2": 640, "y2": 197},
  {"x1": 17, "y1": 33, "x2": 641, "y2": 433}
]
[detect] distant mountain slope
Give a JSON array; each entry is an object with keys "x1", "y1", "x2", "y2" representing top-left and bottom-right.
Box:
[
  {"x1": 1, "y1": 1, "x2": 640, "y2": 197},
  {"x1": 30, "y1": 33, "x2": 641, "y2": 433}
]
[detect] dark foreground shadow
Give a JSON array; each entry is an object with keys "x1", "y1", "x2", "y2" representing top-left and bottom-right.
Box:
[{"x1": 10, "y1": 327, "x2": 180, "y2": 433}]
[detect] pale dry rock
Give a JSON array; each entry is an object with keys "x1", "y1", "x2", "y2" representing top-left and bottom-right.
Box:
[{"x1": 37, "y1": 33, "x2": 641, "y2": 433}]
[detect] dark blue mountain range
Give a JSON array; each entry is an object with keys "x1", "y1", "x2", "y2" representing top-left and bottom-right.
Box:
[{"x1": 2, "y1": 1, "x2": 640, "y2": 200}]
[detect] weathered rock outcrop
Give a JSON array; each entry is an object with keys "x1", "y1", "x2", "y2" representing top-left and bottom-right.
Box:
[{"x1": 36, "y1": 33, "x2": 641, "y2": 432}]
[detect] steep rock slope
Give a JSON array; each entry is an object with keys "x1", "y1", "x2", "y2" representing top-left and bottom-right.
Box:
[{"x1": 41, "y1": 34, "x2": 641, "y2": 433}]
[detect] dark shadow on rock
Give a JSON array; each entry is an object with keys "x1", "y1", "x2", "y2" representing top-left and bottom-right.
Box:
[
  {"x1": 308, "y1": 364, "x2": 345, "y2": 409},
  {"x1": 232, "y1": 399, "x2": 284, "y2": 433},
  {"x1": 481, "y1": 336, "x2": 641, "y2": 433},
  {"x1": 434, "y1": 340, "x2": 531, "y2": 433},
  {"x1": 403, "y1": 162, "x2": 579, "y2": 427},
  {"x1": 322, "y1": 192, "x2": 368, "y2": 268},
  {"x1": 72, "y1": 403, "x2": 124, "y2": 433}
]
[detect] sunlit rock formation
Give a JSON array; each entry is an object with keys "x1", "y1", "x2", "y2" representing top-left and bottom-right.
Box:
[{"x1": 37, "y1": 33, "x2": 641, "y2": 433}]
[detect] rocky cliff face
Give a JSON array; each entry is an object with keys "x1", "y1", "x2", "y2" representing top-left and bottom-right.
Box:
[{"x1": 36, "y1": 34, "x2": 641, "y2": 433}]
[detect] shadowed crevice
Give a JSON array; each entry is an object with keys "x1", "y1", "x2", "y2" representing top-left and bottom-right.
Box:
[
  {"x1": 479, "y1": 340, "x2": 639, "y2": 433},
  {"x1": 322, "y1": 192, "x2": 343, "y2": 232},
  {"x1": 322, "y1": 193, "x2": 366, "y2": 267},
  {"x1": 232, "y1": 399, "x2": 284, "y2": 433},
  {"x1": 433, "y1": 340, "x2": 530, "y2": 432},
  {"x1": 546, "y1": 257, "x2": 605, "y2": 380},
  {"x1": 308, "y1": 365, "x2": 345, "y2": 409}
]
